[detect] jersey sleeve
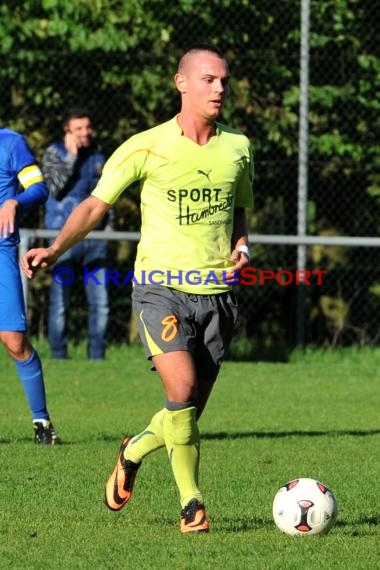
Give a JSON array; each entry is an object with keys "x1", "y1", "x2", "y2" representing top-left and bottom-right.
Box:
[
  {"x1": 91, "y1": 135, "x2": 148, "y2": 205},
  {"x1": 11, "y1": 136, "x2": 49, "y2": 210}
]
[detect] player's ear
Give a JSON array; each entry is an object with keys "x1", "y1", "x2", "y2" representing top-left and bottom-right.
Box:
[{"x1": 175, "y1": 73, "x2": 187, "y2": 94}]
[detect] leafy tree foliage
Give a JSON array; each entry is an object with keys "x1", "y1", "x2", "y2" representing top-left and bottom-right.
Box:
[{"x1": 0, "y1": 0, "x2": 378, "y2": 350}]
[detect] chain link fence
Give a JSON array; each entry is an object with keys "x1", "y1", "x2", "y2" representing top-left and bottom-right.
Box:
[{"x1": 2, "y1": 1, "x2": 379, "y2": 357}]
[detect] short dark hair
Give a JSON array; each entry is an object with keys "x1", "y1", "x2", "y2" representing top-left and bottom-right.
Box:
[
  {"x1": 178, "y1": 43, "x2": 226, "y2": 72},
  {"x1": 182, "y1": 43, "x2": 224, "y2": 59},
  {"x1": 63, "y1": 107, "x2": 92, "y2": 127}
]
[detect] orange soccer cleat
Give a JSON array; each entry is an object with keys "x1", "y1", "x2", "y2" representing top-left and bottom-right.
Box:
[
  {"x1": 180, "y1": 498, "x2": 210, "y2": 534},
  {"x1": 104, "y1": 437, "x2": 141, "y2": 511}
]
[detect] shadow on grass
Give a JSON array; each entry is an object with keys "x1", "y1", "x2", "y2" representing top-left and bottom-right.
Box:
[
  {"x1": 335, "y1": 514, "x2": 380, "y2": 528},
  {"x1": 202, "y1": 429, "x2": 380, "y2": 440},
  {"x1": 1, "y1": 429, "x2": 379, "y2": 445},
  {"x1": 216, "y1": 516, "x2": 273, "y2": 532},
  {"x1": 216, "y1": 515, "x2": 379, "y2": 534},
  {"x1": 0, "y1": 432, "x2": 125, "y2": 444}
]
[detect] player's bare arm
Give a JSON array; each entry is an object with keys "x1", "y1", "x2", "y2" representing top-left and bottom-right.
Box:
[
  {"x1": 224, "y1": 207, "x2": 250, "y2": 282},
  {"x1": 21, "y1": 195, "x2": 110, "y2": 279}
]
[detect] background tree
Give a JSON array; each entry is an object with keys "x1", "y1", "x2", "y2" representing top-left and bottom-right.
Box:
[{"x1": 1, "y1": 0, "x2": 379, "y2": 352}]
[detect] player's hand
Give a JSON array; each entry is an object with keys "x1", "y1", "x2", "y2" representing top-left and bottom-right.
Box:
[
  {"x1": 0, "y1": 199, "x2": 18, "y2": 239},
  {"x1": 224, "y1": 249, "x2": 250, "y2": 284},
  {"x1": 21, "y1": 246, "x2": 59, "y2": 279},
  {"x1": 64, "y1": 131, "x2": 80, "y2": 155}
]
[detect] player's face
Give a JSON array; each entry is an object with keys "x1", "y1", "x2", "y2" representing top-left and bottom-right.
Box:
[
  {"x1": 177, "y1": 52, "x2": 230, "y2": 121},
  {"x1": 66, "y1": 117, "x2": 93, "y2": 147}
]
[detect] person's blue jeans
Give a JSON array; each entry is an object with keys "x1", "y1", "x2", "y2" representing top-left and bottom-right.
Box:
[{"x1": 48, "y1": 240, "x2": 109, "y2": 359}]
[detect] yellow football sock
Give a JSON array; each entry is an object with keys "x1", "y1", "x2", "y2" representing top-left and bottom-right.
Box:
[
  {"x1": 163, "y1": 406, "x2": 203, "y2": 508},
  {"x1": 124, "y1": 409, "x2": 165, "y2": 463}
]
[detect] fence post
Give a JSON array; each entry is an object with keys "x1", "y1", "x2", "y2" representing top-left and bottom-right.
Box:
[{"x1": 296, "y1": 0, "x2": 311, "y2": 346}]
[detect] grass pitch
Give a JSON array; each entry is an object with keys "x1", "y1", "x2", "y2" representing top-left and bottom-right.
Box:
[{"x1": 0, "y1": 343, "x2": 379, "y2": 569}]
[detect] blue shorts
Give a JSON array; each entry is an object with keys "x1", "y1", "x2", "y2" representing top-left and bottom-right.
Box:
[{"x1": 0, "y1": 246, "x2": 27, "y2": 331}]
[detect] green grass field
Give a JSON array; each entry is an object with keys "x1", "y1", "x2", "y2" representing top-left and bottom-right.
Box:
[{"x1": 1, "y1": 344, "x2": 379, "y2": 569}]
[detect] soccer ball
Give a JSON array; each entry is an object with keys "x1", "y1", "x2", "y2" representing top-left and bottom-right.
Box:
[{"x1": 272, "y1": 478, "x2": 338, "y2": 536}]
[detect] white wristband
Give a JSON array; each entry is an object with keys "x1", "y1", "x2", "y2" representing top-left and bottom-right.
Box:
[{"x1": 236, "y1": 244, "x2": 251, "y2": 258}]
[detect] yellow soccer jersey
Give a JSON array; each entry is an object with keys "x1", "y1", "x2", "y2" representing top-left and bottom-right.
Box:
[{"x1": 92, "y1": 116, "x2": 254, "y2": 293}]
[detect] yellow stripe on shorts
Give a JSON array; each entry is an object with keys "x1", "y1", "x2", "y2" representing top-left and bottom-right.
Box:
[{"x1": 139, "y1": 310, "x2": 163, "y2": 356}]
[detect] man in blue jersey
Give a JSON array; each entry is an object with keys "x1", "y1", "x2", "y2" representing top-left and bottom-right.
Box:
[{"x1": 0, "y1": 127, "x2": 60, "y2": 444}]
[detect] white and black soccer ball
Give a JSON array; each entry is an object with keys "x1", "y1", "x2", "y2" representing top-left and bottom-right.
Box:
[{"x1": 272, "y1": 477, "x2": 338, "y2": 536}]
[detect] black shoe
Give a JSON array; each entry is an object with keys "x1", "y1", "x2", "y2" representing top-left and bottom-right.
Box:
[{"x1": 33, "y1": 420, "x2": 61, "y2": 445}]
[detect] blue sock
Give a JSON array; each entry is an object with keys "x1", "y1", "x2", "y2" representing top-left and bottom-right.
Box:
[{"x1": 14, "y1": 350, "x2": 49, "y2": 421}]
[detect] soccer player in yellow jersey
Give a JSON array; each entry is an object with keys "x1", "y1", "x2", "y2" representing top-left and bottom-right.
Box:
[{"x1": 22, "y1": 44, "x2": 254, "y2": 533}]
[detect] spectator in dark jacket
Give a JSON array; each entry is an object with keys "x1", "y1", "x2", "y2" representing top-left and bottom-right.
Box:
[{"x1": 43, "y1": 108, "x2": 109, "y2": 359}]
